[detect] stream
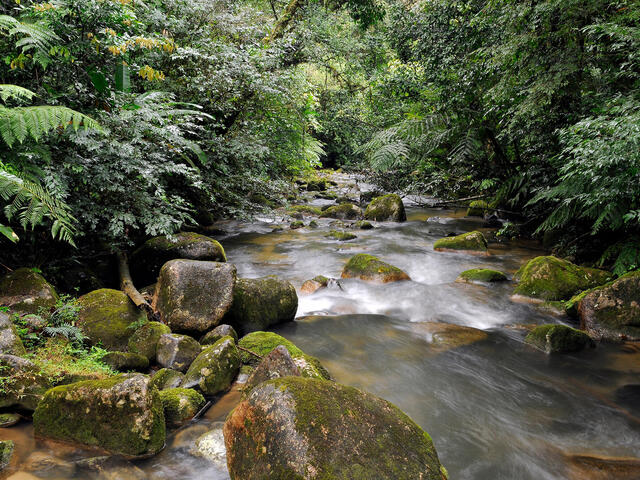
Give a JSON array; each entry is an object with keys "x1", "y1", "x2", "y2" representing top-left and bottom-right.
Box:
[{"x1": 3, "y1": 173, "x2": 640, "y2": 479}]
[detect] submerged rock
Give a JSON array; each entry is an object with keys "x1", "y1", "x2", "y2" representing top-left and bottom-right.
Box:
[
  {"x1": 433, "y1": 231, "x2": 488, "y2": 254},
  {"x1": 150, "y1": 368, "x2": 185, "y2": 391},
  {"x1": 320, "y1": 203, "x2": 362, "y2": 220},
  {"x1": 290, "y1": 220, "x2": 304, "y2": 229},
  {"x1": 200, "y1": 324, "x2": 238, "y2": 345},
  {"x1": 456, "y1": 268, "x2": 507, "y2": 284},
  {"x1": 182, "y1": 336, "x2": 240, "y2": 395},
  {"x1": 355, "y1": 220, "x2": 374, "y2": 230},
  {"x1": 364, "y1": 194, "x2": 406, "y2": 222},
  {"x1": 513, "y1": 256, "x2": 610, "y2": 301},
  {"x1": 325, "y1": 230, "x2": 357, "y2": 241},
  {"x1": 153, "y1": 260, "x2": 236, "y2": 333},
  {"x1": 243, "y1": 345, "x2": 300, "y2": 394},
  {"x1": 33, "y1": 374, "x2": 165, "y2": 457},
  {"x1": 156, "y1": 333, "x2": 201, "y2": 372},
  {"x1": 578, "y1": 271, "x2": 640, "y2": 342},
  {"x1": 0, "y1": 311, "x2": 26, "y2": 356},
  {"x1": 341, "y1": 253, "x2": 410, "y2": 283},
  {"x1": 0, "y1": 354, "x2": 50, "y2": 410},
  {"x1": 0, "y1": 268, "x2": 58, "y2": 314},
  {"x1": 76, "y1": 289, "x2": 146, "y2": 351},
  {"x1": 466, "y1": 200, "x2": 490, "y2": 217},
  {"x1": 286, "y1": 205, "x2": 322, "y2": 216},
  {"x1": 101, "y1": 351, "x2": 149, "y2": 372},
  {"x1": 194, "y1": 423, "x2": 227, "y2": 469},
  {"x1": 565, "y1": 453, "x2": 640, "y2": 480},
  {"x1": 159, "y1": 387, "x2": 205, "y2": 427},
  {"x1": 74, "y1": 455, "x2": 148, "y2": 480},
  {"x1": 23, "y1": 451, "x2": 76, "y2": 478},
  {"x1": 131, "y1": 232, "x2": 226, "y2": 286},
  {"x1": 410, "y1": 322, "x2": 488, "y2": 354},
  {"x1": 300, "y1": 275, "x2": 331, "y2": 295},
  {"x1": 525, "y1": 324, "x2": 595, "y2": 354},
  {"x1": 305, "y1": 179, "x2": 327, "y2": 191},
  {"x1": 127, "y1": 321, "x2": 171, "y2": 361},
  {"x1": 225, "y1": 277, "x2": 297, "y2": 334},
  {"x1": 224, "y1": 377, "x2": 445, "y2": 480},
  {"x1": 238, "y1": 331, "x2": 330, "y2": 380}
]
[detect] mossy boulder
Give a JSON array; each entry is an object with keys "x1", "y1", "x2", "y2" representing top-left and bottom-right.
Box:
[
  {"x1": 456, "y1": 268, "x2": 507, "y2": 284},
  {"x1": 153, "y1": 260, "x2": 237, "y2": 333},
  {"x1": 156, "y1": 333, "x2": 201, "y2": 372},
  {"x1": 131, "y1": 232, "x2": 226, "y2": 286},
  {"x1": 127, "y1": 321, "x2": 171, "y2": 361},
  {"x1": 325, "y1": 230, "x2": 357, "y2": 241},
  {"x1": 0, "y1": 268, "x2": 58, "y2": 314},
  {"x1": 238, "y1": 331, "x2": 330, "y2": 380},
  {"x1": 182, "y1": 337, "x2": 240, "y2": 395},
  {"x1": 33, "y1": 374, "x2": 165, "y2": 456},
  {"x1": 355, "y1": 220, "x2": 374, "y2": 230},
  {"x1": 0, "y1": 412, "x2": 20, "y2": 427},
  {"x1": 513, "y1": 256, "x2": 611, "y2": 301},
  {"x1": 225, "y1": 277, "x2": 297, "y2": 335},
  {"x1": 320, "y1": 203, "x2": 362, "y2": 220},
  {"x1": 0, "y1": 440, "x2": 13, "y2": 470},
  {"x1": 290, "y1": 220, "x2": 305, "y2": 229},
  {"x1": 200, "y1": 324, "x2": 238, "y2": 345},
  {"x1": 364, "y1": 194, "x2": 407, "y2": 222},
  {"x1": 101, "y1": 351, "x2": 149, "y2": 372},
  {"x1": 150, "y1": 368, "x2": 184, "y2": 391},
  {"x1": 305, "y1": 179, "x2": 327, "y2": 191},
  {"x1": 525, "y1": 324, "x2": 595, "y2": 354},
  {"x1": 224, "y1": 377, "x2": 445, "y2": 480},
  {"x1": 0, "y1": 312, "x2": 25, "y2": 356},
  {"x1": 466, "y1": 200, "x2": 489, "y2": 217},
  {"x1": 578, "y1": 270, "x2": 640, "y2": 342},
  {"x1": 159, "y1": 387, "x2": 205, "y2": 427},
  {"x1": 341, "y1": 253, "x2": 410, "y2": 283},
  {"x1": 0, "y1": 354, "x2": 51, "y2": 410},
  {"x1": 76, "y1": 289, "x2": 146, "y2": 351},
  {"x1": 287, "y1": 205, "x2": 322, "y2": 216},
  {"x1": 300, "y1": 275, "x2": 331, "y2": 295},
  {"x1": 433, "y1": 231, "x2": 488, "y2": 254},
  {"x1": 243, "y1": 345, "x2": 300, "y2": 395}
]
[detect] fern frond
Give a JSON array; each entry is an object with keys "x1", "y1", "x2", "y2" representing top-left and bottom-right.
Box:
[
  {"x1": 0, "y1": 84, "x2": 36, "y2": 103},
  {"x1": 0, "y1": 15, "x2": 60, "y2": 62}
]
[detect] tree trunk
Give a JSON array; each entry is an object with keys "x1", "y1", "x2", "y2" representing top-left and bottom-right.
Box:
[
  {"x1": 117, "y1": 250, "x2": 157, "y2": 320},
  {"x1": 269, "y1": 0, "x2": 304, "y2": 42}
]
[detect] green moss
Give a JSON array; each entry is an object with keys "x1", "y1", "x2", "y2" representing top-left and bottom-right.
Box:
[
  {"x1": 320, "y1": 203, "x2": 362, "y2": 220},
  {"x1": 433, "y1": 231, "x2": 488, "y2": 252},
  {"x1": 354, "y1": 220, "x2": 374, "y2": 230},
  {"x1": 159, "y1": 387, "x2": 205, "y2": 427},
  {"x1": 0, "y1": 440, "x2": 13, "y2": 469},
  {"x1": 0, "y1": 412, "x2": 20, "y2": 427},
  {"x1": 457, "y1": 268, "x2": 507, "y2": 283},
  {"x1": 467, "y1": 200, "x2": 489, "y2": 217},
  {"x1": 149, "y1": 368, "x2": 185, "y2": 391},
  {"x1": 325, "y1": 230, "x2": 357, "y2": 241},
  {"x1": 363, "y1": 194, "x2": 406, "y2": 222},
  {"x1": 182, "y1": 336, "x2": 241, "y2": 395},
  {"x1": 0, "y1": 268, "x2": 58, "y2": 314},
  {"x1": 306, "y1": 179, "x2": 327, "y2": 191},
  {"x1": 290, "y1": 221, "x2": 304, "y2": 229},
  {"x1": 144, "y1": 232, "x2": 226, "y2": 261},
  {"x1": 287, "y1": 205, "x2": 322, "y2": 216},
  {"x1": 101, "y1": 351, "x2": 149, "y2": 372},
  {"x1": 525, "y1": 324, "x2": 594, "y2": 353},
  {"x1": 341, "y1": 254, "x2": 410, "y2": 283},
  {"x1": 128, "y1": 321, "x2": 171, "y2": 360}
]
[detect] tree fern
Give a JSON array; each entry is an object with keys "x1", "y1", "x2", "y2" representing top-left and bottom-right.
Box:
[{"x1": 0, "y1": 15, "x2": 60, "y2": 67}]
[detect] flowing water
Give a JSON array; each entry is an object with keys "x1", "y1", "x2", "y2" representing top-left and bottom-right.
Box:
[{"x1": 3, "y1": 174, "x2": 640, "y2": 479}]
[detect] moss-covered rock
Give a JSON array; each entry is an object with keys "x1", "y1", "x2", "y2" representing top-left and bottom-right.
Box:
[
  {"x1": 153, "y1": 260, "x2": 236, "y2": 333},
  {"x1": 355, "y1": 220, "x2": 374, "y2": 230},
  {"x1": 300, "y1": 275, "x2": 331, "y2": 295},
  {"x1": 578, "y1": 270, "x2": 640, "y2": 342},
  {"x1": 0, "y1": 312, "x2": 25, "y2": 356},
  {"x1": 33, "y1": 374, "x2": 165, "y2": 456},
  {"x1": 156, "y1": 333, "x2": 201, "y2": 372},
  {"x1": 0, "y1": 268, "x2": 58, "y2": 314},
  {"x1": 238, "y1": 331, "x2": 330, "y2": 380},
  {"x1": 159, "y1": 387, "x2": 205, "y2": 427},
  {"x1": 131, "y1": 232, "x2": 226, "y2": 286},
  {"x1": 150, "y1": 368, "x2": 184, "y2": 391},
  {"x1": 341, "y1": 253, "x2": 410, "y2": 283},
  {"x1": 513, "y1": 256, "x2": 611, "y2": 301},
  {"x1": 0, "y1": 440, "x2": 14, "y2": 470},
  {"x1": 456, "y1": 268, "x2": 507, "y2": 284},
  {"x1": 0, "y1": 412, "x2": 20, "y2": 428},
  {"x1": 0, "y1": 354, "x2": 51, "y2": 410},
  {"x1": 287, "y1": 205, "x2": 322, "y2": 216},
  {"x1": 433, "y1": 231, "x2": 488, "y2": 253},
  {"x1": 364, "y1": 194, "x2": 407, "y2": 222},
  {"x1": 200, "y1": 324, "x2": 238, "y2": 345},
  {"x1": 525, "y1": 324, "x2": 595, "y2": 353},
  {"x1": 320, "y1": 203, "x2": 363, "y2": 220},
  {"x1": 182, "y1": 337, "x2": 240, "y2": 395},
  {"x1": 76, "y1": 289, "x2": 146, "y2": 351},
  {"x1": 466, "y1": 200, "x2": 489, "y2": 217},
  {"x1": 243, "y1": 345, "x2": 300, "y2": 395},
  {"x1": 290, "y1": 220, "x2": 304, "y2": 230},
  {"x1": 225, "y1": 277, "x2": 297, "y2": 335},
  {"x1": 308, "y1": 220, "x2": 319, "y2": 228},
  {"x1": 128, "y1": 321, "x2": 171, "y2": 361},
  {"x1": 224, "y1": 377, "x2": 445, "y2": 480},
  {"x1": 101, "y1": 351, "x2": 149, "y2": 372},
  {"x1": 325, "y1": 230, "x2": 357, "y2": 241},
  {"x1": 305, "y1": 179, "x2": 327, "y2": 191}
]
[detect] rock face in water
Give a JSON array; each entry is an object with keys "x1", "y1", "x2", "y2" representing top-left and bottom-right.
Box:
[
  {"x1": 320, "y1": 203, "x2": 362, "y2": 220},
  {"x1": 243, "y1": 345, "x2": 300, "y2": 394},
  {"x1": 411, "y1": 322, "x2": 488, "y2": 354},
  {"x1": 131, "y1": 232, "x2": 226, "y2": 286},
  {"x1": 525, "y1": 324, "x2": 594, "y2": 353},
  {"x1": 225, "y1": 277, "x2": 297, "y2": 334},
  {"x1": 154, "y1": 260, "x2": 236, "y2": 333},
  {"x1": 578, "y1": 271, "x2": 640, "y2": 342},
  {"x1": 224, "y1": 377, "x2": 445, "y2": 480},
  {"x1": 127, "y1": 321, "x2": 171, "y2": 361},
  {"x1": 76, "y1": 289, "x2": 146, "y2": 351},
  {"x1": 433, "y1": 231, "x2": 488, "y2": 254},
  {"x1": 513, "y1": 256, "x2": 610, "y2": 301},
  {"x1": 159, "y1": 387, "x2": 205, "y2": 427},
  {"x1": 156, "y1": 333, "x2": 201, "y2": 372},
  {"x1": 182, "y1": 336, "x2": 240, "y2": 395},
  {"x1": 0, "y1": 268, "x2": 58, "y2": 314},
  {"x1": 364, "y1": 194, "x2": 406, "y2": 222},
  {"x1": 325, "y1": 230, "x2": 357, "y2": 241},
  {"x1": 33, "y1": 375, "x2": 165, "y2": 457},
  {"x1": 565, "y1": 453, "x2": 640, "y2": 480},
  {"x1": 0, "y1": 312, "x2": 25, "y2": 356},
  {"x1": 456, "y1": 268, "x2": 507, "y2": 284},
  {"x1": 22, "y1": 451, "x2": 76, "y2": 478},
  {"x1": 0, "y1": 354, "x2": 50, "y2": 410},
  {"x1": 341, "y1": 253, "x2": 410, "y2": 283}
]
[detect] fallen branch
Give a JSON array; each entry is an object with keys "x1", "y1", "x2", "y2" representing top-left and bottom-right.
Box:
[
  {"x1": 116, "y1": 250, "x2": 157, "y2": 320},
  {"x1": 238, "y1": 345, "x2": 263, "y2": 359}
]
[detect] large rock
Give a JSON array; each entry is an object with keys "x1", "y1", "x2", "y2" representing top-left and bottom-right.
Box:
[
  {"x1": 0, "y1": 268, "x2": 58, "y2": 314},
  {"x1": 200, "y1": 324, "x2": 238, "y2": 345},
  {"x1": 182, "y1": 337, "x2": 240, "y2": 395},
  {"x1": 159, "y1": 387, "x2": 205, "y2": 427},
  {"x1": 156, "y1": 333, "x2": 201, "y2": 372},
  {"x1": 364, "y1": 194, "x2": 406, "y2": 222},
  {"x1": 456, "y1": 268, "x2": 507, "y2": 284},
  {"x1": 525, "y1": 324, "x2": 595, "y2": 353},
  {"x1": 100, "y1": 351, "x2": 149, "y2": 372},
  {"x1": 33, "y1": 374, "x2": 165, "y2": 457},
  {"x1": 224, "y1": 377, "x2": 445, "y2": 480},
  {"x1": 22, "y1": 451, "x2": 76, "y2": 478},
  {"x1": 0, "y1": 354, "x2": 50, "y2": 410},
  {"x1": 238, "y1": 331, "x2": 330, "y2": 380},
  {"x1": 0, "y1": 312, "x2": 26, "y2": 356},
  {"x1": 320, "y1": 203, "x2": 362, "y2": 220},
  {"x1": 578, "y1": 271, "x2": 640, "y2": 342},
  {"x1": 433, "y1": 231, "x2": 488, "y2": 254},
  {"x1": 131, "y1": 232, "x2": 226, "y2": 286},
  {"x1": 150, "y1": 368, "x2": 185, "y2": 391},
  {"x1": 193, "y1": 423, "x2": 227, "y2": 469},
  {"x1": 341, "y1": 253, "x2": 410, "y2": 283},
  {"x1": 408, "y1": 322, "x2": 488, "y2": 355},
  {"x1": 513, "y1": 256, "x2": 610, "y2": 301},
  {"x1": 466, "y1": 200, "x2": 489, "y2": 217},
  {"x1": 76, "y1": 289, "x2": 146, "y2": 351},
  {"x1": 127, "y1": 321, "x2": 171, "y2": 361},
  {"x1": 300, "y1": 275, "x2": 331, "y2": 295},
  {"x1": 243, "y1": 345, "x2": 300, "y2": 394},
  {"x1": 225, "y1": 277, "x2": 297, "y2": 334},
  {"x1": 153, "y1": 260, "x2": 236, "y2": 333}
]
